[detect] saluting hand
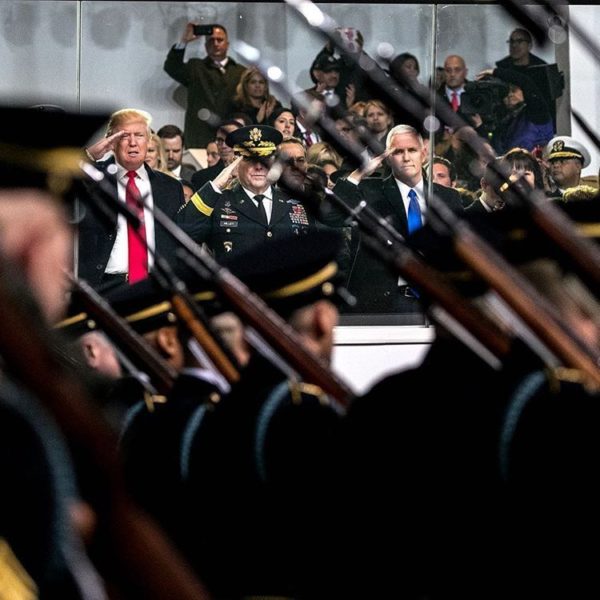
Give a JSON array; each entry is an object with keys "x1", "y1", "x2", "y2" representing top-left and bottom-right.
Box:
[
  {"x1": 213, "y1": 155, "x2": 242, "y2": 190},
  {"x1": 348, "y1": 148, "x2": 393, "y2": 182},
  {"x1": 85, "y1": 130, "x2": 126, "y2": 162}
]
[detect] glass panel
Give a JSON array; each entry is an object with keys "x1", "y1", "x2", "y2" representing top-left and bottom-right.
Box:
[
  {"x1": 0, "y1": 0, "x2": 79, "y2": 107},
  {"x1": 4, "y1": 2, "x2": 600, "y2": 335}
]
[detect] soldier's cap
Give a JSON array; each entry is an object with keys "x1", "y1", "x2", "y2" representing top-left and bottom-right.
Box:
[
  {"x1": 226, "y1": 125, "x2": 283, "y2": 158},
  {"x1": 226, "y1": 229, "x2": 350, "y2": 317},
  {"x1": 0, "y1": 104, "x2": 107, "y2": 197},
  {"x1": 545, "y1": 136, "x2": 591, "y2": 168},
  {"x1": 313, "y1": 54, "x2": 342, "y2": 72},
  {"x1": 56, "y1": 275, "x2": 219, "y2": 338}
]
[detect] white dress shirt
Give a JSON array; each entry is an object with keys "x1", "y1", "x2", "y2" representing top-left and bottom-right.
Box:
[
  {"x1": 209, "y1": 182, "x2": 274, "y2": 224},
  {"x1": 105, "y1": 163, "x2": 156, "y2": 275}
]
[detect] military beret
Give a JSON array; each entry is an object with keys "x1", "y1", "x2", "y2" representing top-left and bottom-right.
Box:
[
  {"x1": 545, "y1": 136, "x2": 591, "y2": 168},
  {"x1": 226, "y1": 125, "x2": 282, "y2": 158}
]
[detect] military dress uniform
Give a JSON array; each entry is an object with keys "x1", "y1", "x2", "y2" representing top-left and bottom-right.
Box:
[
  {"x1": 177, "y1": 125, "x2": 319, "y2": 263},
  {"x1": 178, "y1": 180, "x2": 317, "y2": 262}
]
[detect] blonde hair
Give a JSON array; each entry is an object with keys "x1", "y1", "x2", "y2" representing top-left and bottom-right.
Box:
[
  {"x1": 146, "y1": 132, "x2": 169, "y2": 173},
  {"x1": 306, "y1": 142, "x2": 343, "y2": 169},
  {"x1": 106, "y1": 108, "x2": 152, "y2": 136},
  {"x1": 234, "y1": 68, "x2": 272, "y2": 107}
]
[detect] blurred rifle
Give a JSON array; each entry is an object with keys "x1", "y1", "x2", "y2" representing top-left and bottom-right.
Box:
[
  {"x1": 65, "y1": 274, "x2": 177, "y2": 395},
  {"x1": 79, "y1": 161, "x2": 354, "y2": 409},
  {"x1": 79, "y1": 162, "x2": 241, "y2": 388},
  {"x1": 0, "y1": 251, "x2": 212, "y2": 599},
  {"x1": 241, "y1": 37, "x2": 600, "y2": 387}
]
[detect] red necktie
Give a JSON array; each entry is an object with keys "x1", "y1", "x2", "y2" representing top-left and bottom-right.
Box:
[
  {"x1": 451, "y1": 91, "x2": 459, "y2": 112},
  {"x1": 304, "y1": 129, "x2": 313, "y2": 147},
  {"x1": 125, "y1": 170, "x2": 148, "y2": 284}
]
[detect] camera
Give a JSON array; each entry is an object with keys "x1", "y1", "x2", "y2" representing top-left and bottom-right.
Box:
[
  {"x1": 461, "y1": 78, "x2": 509, "y2": 125},
  {"x1": 193, "y1": 24, "x2": 214, "y2": 36}
]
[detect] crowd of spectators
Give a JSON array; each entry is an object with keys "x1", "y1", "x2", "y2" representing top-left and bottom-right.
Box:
[{"x1": 80, "y1": 21, "x2": 595, "y2": 314}]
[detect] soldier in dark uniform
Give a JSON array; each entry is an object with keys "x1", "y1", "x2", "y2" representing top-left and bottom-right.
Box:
[
  {"x1": 340, "y1": 190, "x2": 600, "y2": 597},
  {"x1": 177, "y1": 125, "x2": 321, "y2": 263},
  {"x1": 0, "y1": 106, "x2": 108, "y2": 599},
  {"x1": 177, "y1": 230, "x2": 348, "y2": 598},
  {"x1": 99, "y1": 276, "x2": 229, "y2": 560}
]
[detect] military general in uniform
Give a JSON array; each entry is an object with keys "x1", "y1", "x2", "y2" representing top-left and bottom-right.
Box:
[{"x1": 176, "y1": 125, "x2": 319, "y2": 262}]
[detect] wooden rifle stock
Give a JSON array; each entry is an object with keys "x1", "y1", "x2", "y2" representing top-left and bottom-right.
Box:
[
  {"x1": 0, "y1": 256, "x2": 212, "y2": 599},
  {"x1": 427, "y1": 192, "x2": 600, "y2": 388},
  {"x1": 332, "y1": 189, "x2": 512, "y2": 360},
  {"x1": 146, "y1": 254, "x2": 242, "y2": 386},
  {"x1": 67, "y1": 275, "x2": 177, "y2": 394},
  {"x1": 81, "y1": 158, "x2": 356, "y2": 408},
  {"x1": 149, "y1": 207, "x2": 355, "y2": 408},
  {"x1": 499, "y1": 176, "x2": 600, "y2": 298},
  {"x1": 169, "y1": 292, "x2": 241, "y2": 384}
]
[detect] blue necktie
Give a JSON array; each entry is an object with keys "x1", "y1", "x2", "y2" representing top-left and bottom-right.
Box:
[{"x1": 407, "y1": 189, "x2": 422, "y2": 234}]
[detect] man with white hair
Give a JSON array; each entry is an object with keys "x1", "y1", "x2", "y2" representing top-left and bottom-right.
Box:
[{"x1": 331, "y1": 124, "x2": 463, "y2": 312}]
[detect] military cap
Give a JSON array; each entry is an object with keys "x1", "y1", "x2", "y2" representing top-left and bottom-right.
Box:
[
  {"x1": 103, "y1": 276, "x2": 217, "y2": 335},
  {"x1": 226, "y1": 229, "x2": 349, "y2": 316},
  {"x1": 545, "y1": 136, "x2": 591, "y2": 167},
  {"x1": 55, "y1": 311, "x2": 101, "y2": 339},
  {"x1": 313, "y1": 54, "x2": 342, "y2": 72},
  {"x1": 226, "y1": 125, "x2": 282, "y2": 158},
  {"x1": 56, "y1": 273, "x2": 218, "y2": 339},
  {"x1": 0, "y1": 104, "x2": 107, "y2": 196}
]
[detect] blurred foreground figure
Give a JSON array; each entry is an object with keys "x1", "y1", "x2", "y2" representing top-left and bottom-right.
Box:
[
  {"x1": 0, "y1": 105, "x2": 108, "y2": 598},
  {"x1": 341, "y1": 187, "x2": 600, "y2": 597},
  {"x1": 167, "y1": 230, "x2": 348, "y2": 598}
]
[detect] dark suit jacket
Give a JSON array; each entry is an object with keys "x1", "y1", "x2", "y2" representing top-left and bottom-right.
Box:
[
  {"x1": 164, "y1": 49, "x2": 246, "y2": 148},
  {"x1": 77, "y1": 159, "x2": 185, "y2": 286},
  {"x1": 330, "y1": 175, "x2": 464, "y2": 312},
  {"x1": 190, "y1": 160, "x2": 224, "y2": 192},
  {"x1": 179, "y1": 163, "x2": 197, "y2": 183},
  {"x1": 176, "y1": 181, "x2": 317, "y2": 263}
]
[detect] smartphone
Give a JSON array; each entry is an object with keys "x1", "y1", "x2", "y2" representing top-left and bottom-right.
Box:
[{"x1": 193, "y1": 24, "x2": 214, "y2": 36}]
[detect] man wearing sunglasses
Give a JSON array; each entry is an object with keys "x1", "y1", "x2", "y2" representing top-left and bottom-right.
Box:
[{"x1": 496, "y1": 28, "x2": 548, "y2": 70}]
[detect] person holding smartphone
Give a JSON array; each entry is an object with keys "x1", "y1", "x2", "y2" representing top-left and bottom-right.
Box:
[{"x1": 164, "y1": 22, "x2": 245, "y2": 149}]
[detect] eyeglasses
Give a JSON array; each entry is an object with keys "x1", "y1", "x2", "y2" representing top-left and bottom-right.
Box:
[
  {"x1": 507, "y1": 38, "x2": 529, "y2": 44},
  {"x1": 215, "y1": 137, "x2": 227, "y2": 145}
]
